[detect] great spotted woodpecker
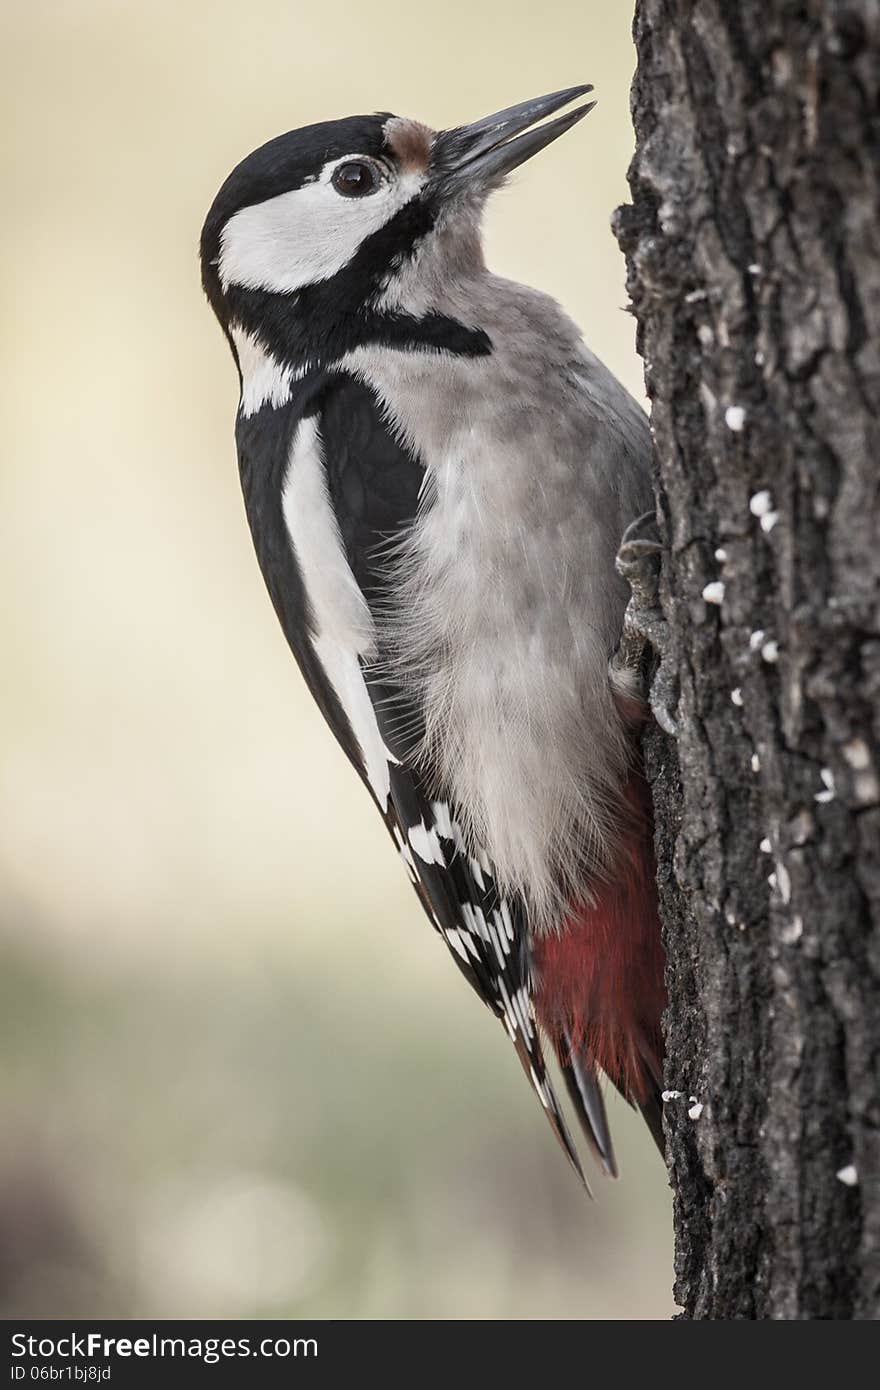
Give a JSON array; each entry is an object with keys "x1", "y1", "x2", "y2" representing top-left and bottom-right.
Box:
[{"x1": 200, "y1": 86, "x2": 665, "y2": 1188}]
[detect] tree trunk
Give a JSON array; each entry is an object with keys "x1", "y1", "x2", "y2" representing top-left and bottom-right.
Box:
[{"x1": 613, "y1": 0, "x2": 880, "y2": 1318}]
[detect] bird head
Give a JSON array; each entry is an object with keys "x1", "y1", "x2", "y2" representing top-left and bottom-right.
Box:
[{"x1": 200, "y1": 86, "x2": 594, "y2": 370}]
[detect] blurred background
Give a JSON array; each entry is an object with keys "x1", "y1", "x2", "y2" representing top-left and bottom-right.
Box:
[{"x1": 1, "y1": 0, "x2": 674, "y2": 1318}]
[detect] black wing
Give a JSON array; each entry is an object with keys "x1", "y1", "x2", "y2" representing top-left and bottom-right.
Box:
[
  {"x1": 238, "y1": 370, "x2": 586, "y2": 1186},
  {"x1": 319, "y1": 374, "x2": 587, "y2": 1186},
  {"x1": 236, "y1": 372, "x2": 367, "y2": 766}
]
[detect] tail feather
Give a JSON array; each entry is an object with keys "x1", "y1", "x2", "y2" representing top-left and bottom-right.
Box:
[
  {"x1": 558, "y1": 1031, "x2": 618, "y2": 1178},
  {"x1": 509, "y1": 1028, "x2": 593, "y2": 1196}
]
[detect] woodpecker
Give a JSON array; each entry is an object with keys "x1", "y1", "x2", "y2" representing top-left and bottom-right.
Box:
[{"x1": 200, "y1": 86, "x2": 665, "y2": 1187}]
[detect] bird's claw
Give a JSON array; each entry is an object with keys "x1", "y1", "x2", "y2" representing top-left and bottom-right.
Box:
[
  {"x1": 612, "y1": 511, "x2": 679, "y2": 736},
  {"x1": 617, "y1": 508, "x2": 661, "y2": 555}
]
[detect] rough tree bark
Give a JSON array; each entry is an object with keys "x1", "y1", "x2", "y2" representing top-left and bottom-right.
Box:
[{"x1": 612, "y1": 1, "x2": 880, "y2": 1318}]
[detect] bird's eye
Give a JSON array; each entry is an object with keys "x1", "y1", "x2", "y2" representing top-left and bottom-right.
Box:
[{"x1": 331, "y1": 160, "x2": 381, "y2": 197}]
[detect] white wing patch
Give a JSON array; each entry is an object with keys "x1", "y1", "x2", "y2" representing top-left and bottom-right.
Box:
[
  {"x1": 408, "y1": 820, "x2": 445, "y2": 866},
  {"x1": 281, "y1": 417, "x2": 398, "y2": 808}
]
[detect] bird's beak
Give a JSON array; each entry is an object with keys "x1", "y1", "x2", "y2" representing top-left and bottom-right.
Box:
[{"x1": 430, "y1": 85, "x2": 596, "y2": 196}]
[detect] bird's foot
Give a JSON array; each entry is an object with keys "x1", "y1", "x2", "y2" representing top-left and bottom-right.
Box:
[{"x1": 613, "y1": 511, "x2": 679, "y2": 736}]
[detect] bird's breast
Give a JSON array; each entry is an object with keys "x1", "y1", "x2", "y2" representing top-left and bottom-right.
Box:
[{"x1": 342, "y1": 342, "x2": 634, "y2": 925}]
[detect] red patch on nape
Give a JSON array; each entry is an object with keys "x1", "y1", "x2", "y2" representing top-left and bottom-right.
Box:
[
  {"x1": 532, "y1": 717, "x2": 666, "y2": 1103},
  {"x1": 383, "y1": 117, "x2": 435, "y2": 173}
]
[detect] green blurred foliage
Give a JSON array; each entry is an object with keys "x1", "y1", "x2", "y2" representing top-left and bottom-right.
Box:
[{"x1": 0, "y1": 0, "x2": 674, "y2": 1318}]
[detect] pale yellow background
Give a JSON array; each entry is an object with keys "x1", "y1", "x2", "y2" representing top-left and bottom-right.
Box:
[{"x1": 1, "y1": 0, "x2": 674, "y2": 1318}]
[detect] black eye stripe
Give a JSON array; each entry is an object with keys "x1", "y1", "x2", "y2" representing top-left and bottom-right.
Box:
[{"x1": 331, "y1": 160, "x2": 381, "y2": 198}]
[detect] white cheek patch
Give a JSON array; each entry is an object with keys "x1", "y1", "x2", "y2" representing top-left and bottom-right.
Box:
[{"x1": 219, "y1": 159, "x2": 425, "y2": 295}]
